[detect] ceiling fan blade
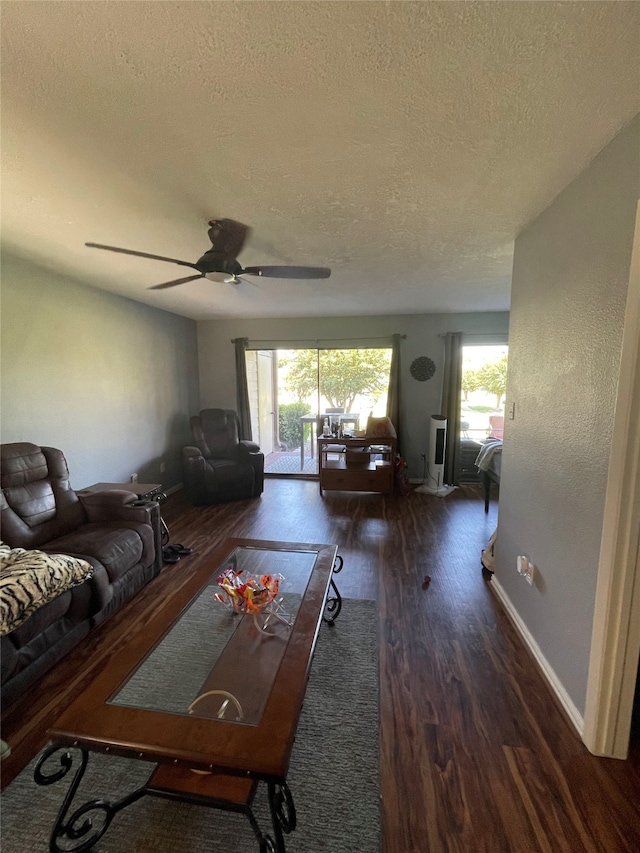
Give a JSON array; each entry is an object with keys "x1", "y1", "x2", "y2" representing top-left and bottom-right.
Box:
[
  {"x1": 85, "y1": 243, "x2": 199, "y2": 269},
  {"x1": 241, "y1": 265, "x2": 331, "y2": 280},
  {"x1": 148, "y1": 274, "x2": 205, "y2": 290}
]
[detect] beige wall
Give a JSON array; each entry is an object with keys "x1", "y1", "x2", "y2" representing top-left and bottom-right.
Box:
[
  {"x1": 196, "y1": 312, "x2": 509, "y2": 479},
  {"x1": 496, "y1": 115, "x2": 640, "y2": 715},
  {"x1": 1, "y1": 254, "x2": 200, "y2": 489}
]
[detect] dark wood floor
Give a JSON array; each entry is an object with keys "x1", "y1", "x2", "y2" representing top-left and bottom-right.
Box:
[{"x1": 2, "y1": 479, "x2": 640, "y2": 851}]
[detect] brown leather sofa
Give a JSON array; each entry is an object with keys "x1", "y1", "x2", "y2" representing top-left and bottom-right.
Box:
[
  {"x1": 0, "y1": 442, "x2": 162, "y2": 707},
  {"x1": 183, "y1": 409, "x2": 264, "y2": 505}
]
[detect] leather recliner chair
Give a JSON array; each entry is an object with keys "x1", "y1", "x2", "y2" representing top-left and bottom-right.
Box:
[
  {"x1": 183, "y1": 409, "x2": 265, "y2": 505},
  {"x1": 0, "y1": 442, "x2": 162, "y2": 706}
]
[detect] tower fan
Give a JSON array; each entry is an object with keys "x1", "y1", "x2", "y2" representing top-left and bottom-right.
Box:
[{"x1": 416, "y1": 415, "x2": 455, "y2": 496}]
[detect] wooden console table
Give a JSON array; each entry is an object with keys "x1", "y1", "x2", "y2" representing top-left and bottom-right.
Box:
[{"x1": 318, "y1": 436, "x2": 396, "y2": 495}]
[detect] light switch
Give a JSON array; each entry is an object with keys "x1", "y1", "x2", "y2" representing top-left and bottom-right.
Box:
[{"x1": 508, "y1": 401, "x2": 516, "y2": 420}]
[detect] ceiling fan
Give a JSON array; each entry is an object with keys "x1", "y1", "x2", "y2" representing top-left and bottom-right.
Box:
[{"x1": 86, "y1": 219, "x2": 331, "y2": 290}]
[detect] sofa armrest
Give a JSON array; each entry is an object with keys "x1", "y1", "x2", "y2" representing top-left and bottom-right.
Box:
[
  {"x1": 182, "y1": 446, "x2": 208, "y2": 505},
  {"x1": 240, "y1": 439, "x2": 261, "y2": 454},
  {"x1": 79, "y1": 490, "x2": 154, "y2": 525},
  {"x1": 183, "y1": 446, "x2": 209, "y2": 472},
  {"x1": 78, "y1": 492, "x2": 163, "y2": 576},
  {"x1": 183, "y1": 445, "x2": 204, "y2": 461},
  {"x1": 237, "y1": 444, "x2": 265, "y2": 496},
  {"x1": 79, "y1": 489, "x2": 135, "y2": 508}
]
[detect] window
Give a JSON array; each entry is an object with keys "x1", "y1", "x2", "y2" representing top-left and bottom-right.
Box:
[{"x1": 460, "y1": 345, "x2": 508, "y2": 441}]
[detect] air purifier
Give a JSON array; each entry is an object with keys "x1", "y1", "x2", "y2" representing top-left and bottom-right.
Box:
[{"x1": 416, "y1": 415, "x2": 455, "y2": 496}]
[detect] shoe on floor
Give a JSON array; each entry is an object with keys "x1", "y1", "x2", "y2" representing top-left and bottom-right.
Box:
[
  {"x1": 162, "y1": 547, "x2": 180, "y2": 564},
  {"x1": 166, "y1": 543, "x2": 192, "y2": 556}
]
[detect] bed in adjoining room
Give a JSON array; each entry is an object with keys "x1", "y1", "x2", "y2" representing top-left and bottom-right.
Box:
[{"x1": 475, "y1": 439, "x2": 503, "y2": 512}]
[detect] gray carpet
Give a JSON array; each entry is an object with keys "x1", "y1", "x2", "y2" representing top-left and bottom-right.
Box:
[{"x1": 1, "y1": 599, "x2": 379, "y2": 853}]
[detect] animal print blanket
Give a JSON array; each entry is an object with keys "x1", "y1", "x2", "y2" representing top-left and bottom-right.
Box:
[{"x1": 0, "y1": 543, "x2": 93, "y2": 636}]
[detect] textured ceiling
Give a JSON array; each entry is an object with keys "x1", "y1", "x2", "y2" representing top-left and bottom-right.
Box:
[{"x1": 2, "y1": 2, "x2": 639, "y2": 320}]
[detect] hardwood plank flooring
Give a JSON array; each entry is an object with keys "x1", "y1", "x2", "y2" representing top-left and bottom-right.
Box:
[{"x1": 2, "y1": 478, "x2": 640, "y2": 851}]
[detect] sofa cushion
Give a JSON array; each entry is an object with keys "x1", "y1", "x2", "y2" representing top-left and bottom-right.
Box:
[
  {"x1": 45, "y1": 523, "x2": 147, "y2": 583},
  {"x1": 0, "y1": 543, "x2": 93, "y2": 636}
]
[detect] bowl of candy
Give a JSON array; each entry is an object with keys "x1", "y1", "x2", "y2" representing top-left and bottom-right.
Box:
[{"x1": 214, "y1": 563, "x2": 291, "y2": 633}]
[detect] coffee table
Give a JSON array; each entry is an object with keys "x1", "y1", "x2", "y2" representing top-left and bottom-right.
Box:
[{"x1": 34, "y1": 538, "x2": 343, "y2": 852}]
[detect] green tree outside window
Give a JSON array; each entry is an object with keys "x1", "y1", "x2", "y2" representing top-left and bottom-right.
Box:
[{"x1": 281, "y1": 349, "x2": 392, "y2": 412}]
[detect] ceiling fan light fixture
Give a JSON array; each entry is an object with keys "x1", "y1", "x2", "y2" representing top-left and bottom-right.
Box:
[{"x1": 204, "y1": 271, "x2": 241, "y2": 285}]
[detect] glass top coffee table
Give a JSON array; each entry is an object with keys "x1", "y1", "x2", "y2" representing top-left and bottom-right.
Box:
[{"x1": 34, "y1": 538, "x2": 342, "y2": 853}]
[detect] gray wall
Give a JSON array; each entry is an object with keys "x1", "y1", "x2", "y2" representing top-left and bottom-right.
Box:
[
  {"x1": 1, "y1": 254, "x2": 200, "y2": 490},
  {"x1": 496, "y1": 115, "x2": 640, "y2": 715},
  {"x1": 196, "y1": 312, "x2": 509, "y2": 479}
]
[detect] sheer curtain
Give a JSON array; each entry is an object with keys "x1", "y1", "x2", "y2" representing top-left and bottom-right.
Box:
[
  {"x1": 386, "y1": 333, "x2": 401, "y2": 450},
  {"x1": 234, "y1": 337, "x2": 253, "y2": 441},
  {"x1": 441, "y1": 332, "x2": 463, "y2": 485}
]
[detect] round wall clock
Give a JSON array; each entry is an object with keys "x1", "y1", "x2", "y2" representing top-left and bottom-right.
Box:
[{"x1": 410, "y1": 356, "x2": 436, "y2": 382}]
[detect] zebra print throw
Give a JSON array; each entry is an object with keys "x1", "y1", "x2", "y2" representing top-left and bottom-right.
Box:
[{"x1": 0, "y1": 543, "x2": 93, "y2": 636}]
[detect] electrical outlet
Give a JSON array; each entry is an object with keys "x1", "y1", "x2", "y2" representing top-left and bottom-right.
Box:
[
  {"x1": 517, "y1": 555, "x2": 535, "y2": 586},
  {"x1": 160, "y1": 462, "x2": 166, "y2": 474},
  {"x1": 130, "y1": 473, "x2": 138, "y2": 483}
]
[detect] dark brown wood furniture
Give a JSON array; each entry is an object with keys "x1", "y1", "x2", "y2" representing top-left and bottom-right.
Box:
[
  {"x1": 475, "y1": 441, "x2": 502, "y2": 512},
  {"x1": 34, "y1": 537, "x2": 341, "y2": 853},
  {"x1": 318, "y1": 436, "x2": 396, "y2": 495},
  {"x1": 480, "y1": 467, "x2": 500, "y2": 512}
]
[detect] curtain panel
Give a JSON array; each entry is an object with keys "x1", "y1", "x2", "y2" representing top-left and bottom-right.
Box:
[
  {"x1": 234, "y1": 337, "x2": 253, "y2": 441},
  {"x1": 386, "y1": 333, "x2": 401, "y2": 453},
  {"x1": 441, "y1": 332, "x2": 463, "y2": 485}
]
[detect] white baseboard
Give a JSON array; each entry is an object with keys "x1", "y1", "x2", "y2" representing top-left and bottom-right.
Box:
[{"x1": 489, "y1": 575, "x2": 585, "y2": 737}]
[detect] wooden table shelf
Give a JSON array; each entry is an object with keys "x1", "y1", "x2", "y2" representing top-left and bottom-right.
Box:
[{"x1": 318, "y1": 437, "x2": 396, "y2": 495}]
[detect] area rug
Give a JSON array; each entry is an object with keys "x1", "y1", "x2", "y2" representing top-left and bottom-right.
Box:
[{"x1": 1, "y1": 599, "x2": 379, "y2": 853}]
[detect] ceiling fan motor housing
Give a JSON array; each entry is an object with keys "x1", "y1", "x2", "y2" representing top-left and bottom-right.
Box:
[{"x1": 196, "y1": 251, "x2": 243, "y2": 276}]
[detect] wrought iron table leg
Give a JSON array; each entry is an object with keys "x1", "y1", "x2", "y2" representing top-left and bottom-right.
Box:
[
  {"x1": 36, "y1": 745, "x2": 277, "y2": 853},
  {"x1": 267, "y1": 780, "x2": 296, "y2": 853},
  {"x1": 323, "y1": 554, "x2": 343, "y2": 624},
  {"x1": 35, "y1": 746, "x2": 147, "y2": 853},
  {"x1": 242, "y1": 806, "x2": 275, "y2": 853}
]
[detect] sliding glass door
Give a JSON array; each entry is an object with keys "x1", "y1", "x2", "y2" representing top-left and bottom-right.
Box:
[{"x1": 247, "y1": 347, "x2": 392, "y2": 476}]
